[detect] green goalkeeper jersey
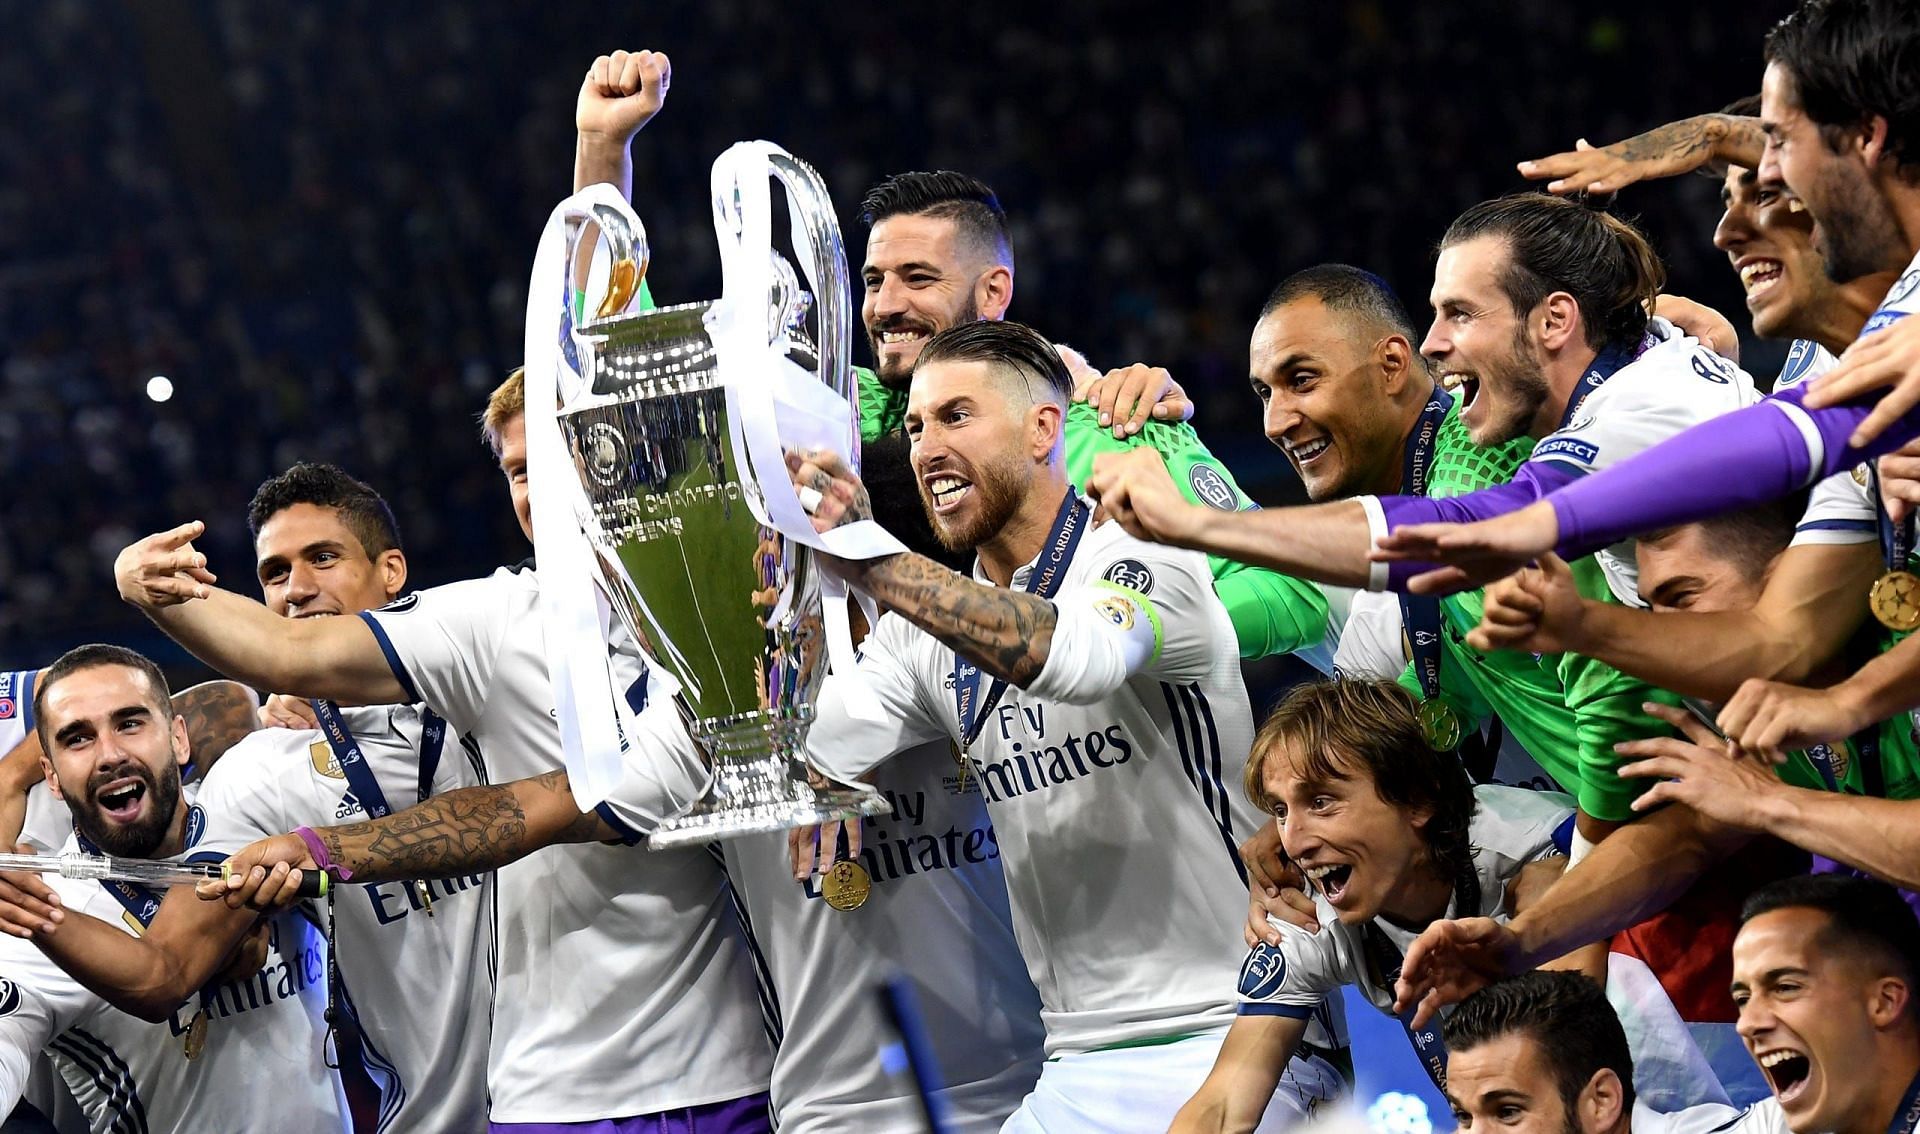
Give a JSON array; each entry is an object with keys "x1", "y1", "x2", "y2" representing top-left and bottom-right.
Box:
[
  {"x1": 1397, "y1": 402, "x2": 1675, "y2": 823},
  {"x1": 857, "y1": 365, "x2": 1333, "y2": 662}
]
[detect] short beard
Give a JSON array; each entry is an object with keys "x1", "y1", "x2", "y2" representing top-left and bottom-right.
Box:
[
  {"x1": 1467, "y1": 328, "x2": 1552, "y2": 446},
  {"x1": 871, "y1": 293, "x2": 981, "y2": 391},
  {"x1": 72, "y1": 764, "x2": 181, "y2": 858},
  {"x1": 1811, "y1": 161, "x2": 1908, "y2": 285},
  {"x1": 921, "y1": 450, "x2": 1027, "y2": 551}
]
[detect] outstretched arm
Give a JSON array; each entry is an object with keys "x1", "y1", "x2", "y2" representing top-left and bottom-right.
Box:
[
  {"x1": 205, "y1": 771, "x2": 614, "y2": 905},
  {"x1": 1084, "y1": 447, "x2": 1377, "y2": 588},
  {"x1": 115, "y1": 523, "x2": 407, "y2": 705},
  {"x1": 1378, "y1": 372, "x2": 1920, "y2": 596},
  {"x1": 1471, "y1": 544, "x2": 1878, "y2": 702},
  {"x1": 0, "y1": 864, "x2": 291, "y2": 1023},
  {"x1": 1518, "y1": 113, "x2": 1764, "y2": 196},
  {"x1": 1393, "y1": 801, "x2": 1744, "y2": 1027}
]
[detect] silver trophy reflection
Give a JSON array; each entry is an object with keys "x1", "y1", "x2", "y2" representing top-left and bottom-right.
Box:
[{"x1": 558, "y1": 156, "x2": 886, "y2": 848}]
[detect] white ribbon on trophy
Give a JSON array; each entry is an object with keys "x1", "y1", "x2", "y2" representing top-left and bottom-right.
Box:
[{"x1": 706, "y1": 141, "x2": 903, "y2": 707}]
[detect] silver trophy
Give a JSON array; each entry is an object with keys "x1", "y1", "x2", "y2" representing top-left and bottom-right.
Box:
[{"x1": 558, "y1": 154, "x2": 886, "y2": 848}]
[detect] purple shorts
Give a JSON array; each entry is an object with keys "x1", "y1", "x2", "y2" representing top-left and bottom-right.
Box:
[{"x1": 488, "y1": 1093, "x2": 773, "y2": 1134}]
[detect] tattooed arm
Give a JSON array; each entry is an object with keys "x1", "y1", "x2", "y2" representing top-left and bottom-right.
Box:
[
  {"x1": 202, "y1": 771, "x2": 613, "y2": 905},
  {"x1": 785, "y1": 448, "x2": 1059, "y2": 686},
  {"x1": 171, "y1": 679, "x2": 260, "y2": 780},
  {"x1": 1518, "y1": 113, "x2": 1765, "y2": 195}
]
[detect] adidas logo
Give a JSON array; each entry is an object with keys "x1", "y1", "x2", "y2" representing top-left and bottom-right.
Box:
[{"x1": 336, "y1": 792, "x2": 365, "y2": 820}]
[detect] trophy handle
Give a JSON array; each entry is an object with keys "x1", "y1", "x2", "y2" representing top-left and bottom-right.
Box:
[
  {"x1": 569, "y1": 202, "x2": 652, "y2": 331},
  {"x1": 767, "y1": 153, "x2": 857, "y2": 441}
]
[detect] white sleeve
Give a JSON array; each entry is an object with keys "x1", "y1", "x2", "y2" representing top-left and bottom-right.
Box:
[
  {"x1": 1026, "y1": 546, "x2": 1226, "y2": 702},
  {"x1": 1532, "y1": 336, "x2": 1759, "y2": 474},
  {"x1": 1331, "y1": 590, "x2": 1407, "y2": 680},
  {"x1": 356, "y1": 576, "x2": 513, "y2": 734},
  {"x1": 1234, "y1": 915, "x2": 1350, "y2": 1018},
  {"x1": 0, "y1": 939, "x2": 92, "y2": 1112},
  {"x1": 586, "y1": 702, "x2": 719, "y2": 843},
  {"x1": 1792, "y1": 469, "x2": 1878, "y2": 547},
  {"x1": 807, "y1": 615, "x2": 947, "y2": 784}
]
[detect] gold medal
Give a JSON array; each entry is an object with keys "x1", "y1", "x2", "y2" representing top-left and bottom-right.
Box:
[
  {"x1": 1418, "y1": 699, "x2": 1462, "y2": 751},
  {"x1": 182, "y1": 1009, "x2": 209, "y2": 1061},
  {"x1": 820, "y1": 859, "x2": 872, "y2": 912},
  {"x1": 1870, "y1": 570, "x2": 1920, "y2": 632},
  {"x1": 953, "y1": 741, "x2": 971, "y2": 793},
  {"x1": 414, "y1": 881, "x2": 435, "y2": 918}
]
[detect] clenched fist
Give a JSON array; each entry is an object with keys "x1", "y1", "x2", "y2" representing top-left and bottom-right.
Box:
[{"x1": 576, "y1": 49, "x2": 672, "y2": 144}]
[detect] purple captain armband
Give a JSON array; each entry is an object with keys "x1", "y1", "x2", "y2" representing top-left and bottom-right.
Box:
[
  {"x1": 294, "y1": 826, "x2": 353, "y2": 882},
  {"x1": 1548, "y1": 383, "x2": 1920, "y2": 558}
]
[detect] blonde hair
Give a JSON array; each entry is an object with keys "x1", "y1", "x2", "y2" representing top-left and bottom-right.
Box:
[{"x1": 481, "y1": 368, "x2": 526, "y2": 455}]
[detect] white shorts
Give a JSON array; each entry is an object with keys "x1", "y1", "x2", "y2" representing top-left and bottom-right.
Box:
[{"x1": 998, "y1": 1029, "x2": 1345, "y2": 1133}]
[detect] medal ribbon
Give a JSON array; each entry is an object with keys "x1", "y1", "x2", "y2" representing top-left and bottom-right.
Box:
[
  {"x1": 952, "y1": 491, "x2": 1090, "y2": 749},
  {"x1": 1554, "y1": 338, "x2": 1642, "y2": 433},
  {"x1": 311, "y1": 700, "x2": 447, "y2": 818},
  {"x1": 1362, "y1": 922, "x2": 1449, "y2": 1091},
  {"x1": 76, "y1": 806, "x2": 208, "y2": 929},
  {"x1": 1399, "y1": 392, "x2": 1454, "y2": 706},
  {"x1": 1889, "y1": 1069, "x2": 1920, "y2": 1134},
  {"x1": 1870, "y1": 462, "x2": 1915, "y2": 576},
  {"x1": 1806, "y1": 726, "x2": 1886, "y2": 797}
]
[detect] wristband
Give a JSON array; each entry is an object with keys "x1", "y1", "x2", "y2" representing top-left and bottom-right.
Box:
[{"x1": 294, "y1": 826, "x2": 353, "y2": 882}]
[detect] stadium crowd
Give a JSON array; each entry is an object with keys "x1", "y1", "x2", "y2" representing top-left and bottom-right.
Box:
[{"x1": 4, "y1": 0, "x2": 1920, "y2": 1133}]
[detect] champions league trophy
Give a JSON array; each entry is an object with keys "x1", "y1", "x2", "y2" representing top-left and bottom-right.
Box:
[{"x1": 546, "y1": 150, "x2": 889, "y2": 849}]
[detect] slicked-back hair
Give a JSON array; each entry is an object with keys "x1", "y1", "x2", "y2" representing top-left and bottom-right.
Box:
[
  {"x1": 916, "y1": 320, "x2": 1072, "y2": 407},
  {"x1": 1260, "y1": 263, "x2": 1420, "y2": 343},
  {"x1": 247, "y1": 462, "x2": 403, "y2": 558},
  {"x1": 1742, "y1": 873, "x2": 1920, "y2": 1018},
  {"x1": 1442, "y1": 194, "x2": 1666, "y2": 353},
  {"x1": 1767, "y1": 0, "x2": 1920, "y2": 178},
  {"x1": 1244, "y1": 678, "x2": 1482, "y2": 924},
  {"x1": 859, "y1": 171, "x2": 1013, "y2": 265},
  {"x1": 1444, "y1": 971, "x2": 1637, "y2": 1115},
  {"x1": 33, "y1": 644, "x2": 173, "y2": 751}
]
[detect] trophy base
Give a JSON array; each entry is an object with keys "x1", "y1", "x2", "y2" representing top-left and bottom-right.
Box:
[{"x1": 646, "y1": 712, "x2": 891, "y2": 850}]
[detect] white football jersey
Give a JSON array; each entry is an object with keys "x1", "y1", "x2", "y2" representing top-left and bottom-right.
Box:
[
  {"x1": 359, "y1": 566, "x2": 773, "y2": 1122},
  {"x1": 0, "y1": 671, "x2": 32, "y2": 755},
  {"x1": 0, "y1": 806, "x2": 342, "y2": 1134},
  {"x1": 1773, "y1": 340, "x2": 1878, "y2": 548},
  {"x1": 191, "y1": 704, "x2": 493, "y2": 1134},
  {"x1": 808, "y1": 510, "x2": 1339, "y2": 1058},
  {"x1": 718, "y1": 739, "x2": 1046, "y2": 1133},
  {"x1": 1527, "y1": 318, "x2": 1762, "y2": 605},
  {"x1": 1864, "y1": 247, "x2": 1920, "y2": 336}
]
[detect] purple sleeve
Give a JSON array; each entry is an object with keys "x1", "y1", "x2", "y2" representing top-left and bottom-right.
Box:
[
  {"x1": 1547, "y1": 384, "x2": 1920, "y2": 558},
  {"x1": 1377, "y1": 462, "x2": 1583, "y2": 587}
]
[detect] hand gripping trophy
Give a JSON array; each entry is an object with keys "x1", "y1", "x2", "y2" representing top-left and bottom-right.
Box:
[{"x1": 523, "y1": 144, "x2": 895, "y2": 848}]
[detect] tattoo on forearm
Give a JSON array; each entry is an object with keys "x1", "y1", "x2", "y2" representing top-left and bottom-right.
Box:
[
  {"x1": 173, "y1": 683, "x2": 259, "y2": 777},
  {"x1": 322, "y1": 780, "x2": 535, "y2": 882},
  {"x1": 1613, "y1": 114, "x2": 1761, "y2": 171},
  {"x1": 862, "y1": 555, "x2": 1056, "y2": 685}
]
